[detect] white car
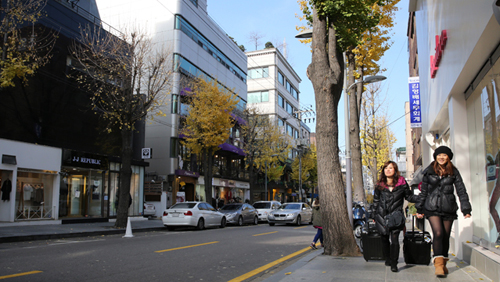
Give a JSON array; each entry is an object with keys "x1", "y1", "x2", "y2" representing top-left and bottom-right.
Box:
[
  {"x1": 253, "y1": 201, "x2": 281, "y2": 222},
  {"x1": 162, "y1": 202, "x2": 226, "y2": 231},
  {"x1": 143, "y1": 202, "x2": 156, "y2": 217},
  {"x1": 267, "y1": 202, "x2": 313, "y2": 226}
]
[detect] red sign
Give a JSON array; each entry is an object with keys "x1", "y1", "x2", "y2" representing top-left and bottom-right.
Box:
[{"x1": 430, "y1": 30, "x2": 448, "y2": 78}]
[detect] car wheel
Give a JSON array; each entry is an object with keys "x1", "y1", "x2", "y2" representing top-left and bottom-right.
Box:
[
  {"x1": 253, "y1": 216, "x2": 258, "y2": 225},
  {"x1": 237, "y1": 216, "x2": 244, "y2": 226},
  {"x1": 220, "y1": 217, "x2": 226, "y2": 228},
  {"x1": 269, "y1": 222, "x2": 275, "y2": 226},
  {"x1": 296, "y1": 215, "x2": 301, "y2": 226},
  {"x1": 167, "y1": 226, "x2": 175, "y2": 231},
  {"x1": 196, "y1": 218, "x2": 205, "y2": 230}
]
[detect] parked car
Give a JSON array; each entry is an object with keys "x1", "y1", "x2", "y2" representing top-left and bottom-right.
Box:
[
  {"x1": 253, "y1": 201, "x2": 281, "y2": 222},
  {"x1": 267, "y1": 202, "x2": 313, "y2": 226},
  {"x1": 219, "y1": 203, "x2": 258, "y2": 226},
  {"x1": 143, "y1": 202, "x2": 156, "y2": 217},
  {"x1": 162, "y1": 202, "x2": 226, "y2": 231}
]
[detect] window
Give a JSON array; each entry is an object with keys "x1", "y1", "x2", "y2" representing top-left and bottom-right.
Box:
[
  {"x1": 286, "y1": 102, "x2": 294, "y2": 115},
  {"x1": 189, "y1": 0, "x2": 198, "y2": 7},
  {"x1": 287, "y1": 124, "x2": 293, "y2": 137},
  {"x1": 286, "y1": 80, "x2": 292, "y2": 93},
  {"x1": 248, "y1": 91, "x2": 269, "y2": 103},
  {"x1": 294, "y1": 130, "x2": 299, "y2": 139},
  {"x1": 248, "y1": 67, "x2": 269, "y2": 79},
  {"x1": 291, "y1": 87, "x2": 298, "y2": 100},
  {"x1": 278, "y1": 119, "x2": 284, "y2": 127},
  {"x1": 170, "y1": 137, "x2": 180, "y2": 158},
  {"x1": 278, "y1": 71, "x2": 284, "y2": 85},
  {"x1": 171, "y1": 94, "x2": 179, "y2": 114},
  {"x1": 278, "y1": 94, "x2": 284, "y2": 108}
]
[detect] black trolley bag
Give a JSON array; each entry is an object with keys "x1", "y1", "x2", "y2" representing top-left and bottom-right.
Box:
[
  {"x1": 361, "y1": 218, "x2": 386, "y2": 261},
  {"x1": 403, "y1": 216, "x2": 432, "y2": 265}
]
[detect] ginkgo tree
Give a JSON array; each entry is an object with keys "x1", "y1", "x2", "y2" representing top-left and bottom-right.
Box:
[
  {"x1": 181, "y1": 78, "x2": 240, "y2": 206},
  {"x1": 360, "y1": 83, "x2": 396, "y2": 189},
  {"x1": 348, "y1": 0, "x2": 399, "y2": 204},
  {"x1": 298, "y1": 0, "x2": 389, "y2": 256},
  {"x1": 0, "y1": 0, "x2": 55, "y2": 88},
  {"x1": 71, "y1": 26, "x2": 174, "y2": 228},
  {"x1": 241, "y1": 107, "x2": 292, "y2": 200}
]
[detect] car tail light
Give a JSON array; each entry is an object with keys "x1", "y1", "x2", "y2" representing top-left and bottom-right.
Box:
[
  {"x1": 184, "y1": 211, "x2": 193, "y2": 216},
  {"x1": 163, "y1": 211, "x2": 168, "y2": 216}
]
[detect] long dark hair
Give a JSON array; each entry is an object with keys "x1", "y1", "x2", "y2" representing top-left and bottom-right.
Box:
[
  {"x1": 431, "y1": 160, "x2": 455, "y2": 176},
  {"x1": 376, "y1": 161, "x2": 400, "y2": 191}
]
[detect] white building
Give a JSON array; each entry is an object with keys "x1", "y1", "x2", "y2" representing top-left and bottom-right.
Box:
[
  {"x1": 245, "y1": 48, "x2": 312, "y2": 200},
  {"x1": 410, "y1": 0, "x2": 500, "y2": 279},
  {"x1": 96, "y1": 0, "x2": 249, "y2": 207}
]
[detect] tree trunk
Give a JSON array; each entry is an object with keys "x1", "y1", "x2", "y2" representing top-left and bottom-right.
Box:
[
  {"x1": 347, "y1": 50, "x2": 365, "y2": 204},
  {"x1": 308, "y1": 7, "x2": 360, "y2": 256},
  {"x1": 203, "y1": 150, "x2": 214, "y2": 206},
  {"x1": 115, "y1": 127, "x2": 133, "y2": 228},
  {"x1": 247, "y1": 156, "x2": 256, "y2": 203}
]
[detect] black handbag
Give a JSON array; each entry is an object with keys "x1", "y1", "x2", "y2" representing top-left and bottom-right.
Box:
[{"x1": 385, "y1": 210, "x2": 405, "y2": 230}]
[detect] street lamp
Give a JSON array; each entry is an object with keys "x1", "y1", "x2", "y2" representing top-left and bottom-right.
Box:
[
  {"x1": 295, "y1": 29, "x2": 386, "y2": 225},
  {"x1": 265, "y1": 154, "x2": 279, "y2": 201}
]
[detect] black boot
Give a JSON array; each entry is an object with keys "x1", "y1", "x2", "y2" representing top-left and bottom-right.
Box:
[
  {"x1": 381, "y1": 236, "x2": 391, "y2": 266},
  {"x1": 390, "y1": 244, "x2": 399, "y2": 272}
]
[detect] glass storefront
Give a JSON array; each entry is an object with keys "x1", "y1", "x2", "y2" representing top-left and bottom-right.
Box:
[
  {"x1": 467, "y1": 57, "x2": 500, "y2": 254},
  {"x1": 15, "y1": 170, "x2": 56, "y2": 220},
  {"x1": 59, "y1": 168, "x2": 105, "y2": 218}
]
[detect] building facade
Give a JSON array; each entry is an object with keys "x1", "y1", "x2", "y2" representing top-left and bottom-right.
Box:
[
  {"x1": 96, "y1": 0, "x2": 249, "y2": 208},
  {"x1": 410, "y1": 0, "x2": 500, "y2": 279},
  {"x1": 0, "y1": 0, "x2": 147, "y2": 224},
  {"x1": 245, "y1": 48, "x2": 312, "y2": 202}
]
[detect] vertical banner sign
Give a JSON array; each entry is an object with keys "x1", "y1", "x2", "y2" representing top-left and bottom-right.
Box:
[{"x1": 409, "y1": 77, "x2": 422, "y2": 128}]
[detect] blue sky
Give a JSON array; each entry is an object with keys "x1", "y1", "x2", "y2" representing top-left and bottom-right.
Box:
[{"x1": 207, "y1": 1, "x2": 411, "y2": 154}]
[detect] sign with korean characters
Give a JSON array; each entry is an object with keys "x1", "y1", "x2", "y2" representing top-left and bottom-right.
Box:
[{"x1": 409, "y1": 77, "x2": 422, "y2": 128}]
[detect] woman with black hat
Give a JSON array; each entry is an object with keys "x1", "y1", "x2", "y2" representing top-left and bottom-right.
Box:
[{"x1": 416, "y1": 146, "x2": 472, "y2": 277}]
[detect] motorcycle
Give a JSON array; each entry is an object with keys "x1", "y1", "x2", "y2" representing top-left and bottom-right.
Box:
[{"x1": 352, "y1": 202, "x2": 366, "y2": 238}]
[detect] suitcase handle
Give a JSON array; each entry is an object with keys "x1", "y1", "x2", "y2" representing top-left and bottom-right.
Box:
[{"x1": 411, "y1": 214, "x2": 425, "y2": 236}]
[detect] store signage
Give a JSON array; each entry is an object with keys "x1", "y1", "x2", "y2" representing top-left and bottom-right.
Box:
[
  {"x1": 409, "y1": 77, "x2": 422, "y2": 128},
  {"x1": 430, "y1": 30, "x2": 448, "y2": 78},
  {"x1": 62, "y1": 150, "x2": 108, "y2": 170},
  {"x1": 142, "y1": 148, "x2": 152, "y2": 159},
  {"x1": 175, "y1": 169, "x2": 199, "y2": 178}
]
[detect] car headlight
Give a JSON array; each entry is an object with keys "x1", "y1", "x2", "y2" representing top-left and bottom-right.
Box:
[
  {"x1": 268, "y1": 214, "x2": 274, "y2": 218},
  {"x1": 227, "y1": 213, "x2": 237, "y2": 218},
  {"x1": 288, "y1": 214, "x2": 294, "y2": 217}
]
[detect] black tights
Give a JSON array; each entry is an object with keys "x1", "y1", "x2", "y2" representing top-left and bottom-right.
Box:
[
  {"x1": 381, "y1": 229, "x2": 401, "y2": 263},
  {"x1": 428, "y1": 216, "x2": 454, "y2": 257}
]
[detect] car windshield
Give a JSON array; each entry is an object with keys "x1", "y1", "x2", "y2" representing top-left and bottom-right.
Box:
[
  {"x1": 170, "y1": 203, "x2": 196, "y2": 209},
  {"x1": 220, "y1": 204, "x2": 241, "y2": 210},
  {"x1": 280, "y1": 204, "x2": 301, "y2": 210},
  {"x1": 253, "y1": 203, "x2": 271, "y2": 209}
]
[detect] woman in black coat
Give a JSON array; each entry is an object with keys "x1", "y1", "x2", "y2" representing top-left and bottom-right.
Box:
[
  {"x1": 416, "y1": 146, "x2": 471, "y2": 277},
  {"x1": 373, "y1": 160, "x2": 416, "y2": 272}
]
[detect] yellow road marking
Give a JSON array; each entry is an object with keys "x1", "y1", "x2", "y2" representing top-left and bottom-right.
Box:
[
  {"x1": 155, "y1": 241, "x2": 219, "y2": 253},
  {"x1": 294, "y1": 226, "x2": 308, "y2": 229},
  {"x1": 227, "y1": 246, "x2": 312, "y2": 282},
  {"x1": 0, "y1": 271, "x2": 42, "y2": 280},
  {"x1": 253, "y1": 231, "x2": 278, "y2": 236}
]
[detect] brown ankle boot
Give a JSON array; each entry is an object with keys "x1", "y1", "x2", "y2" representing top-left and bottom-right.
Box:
[
  {"x1": 443, "y1": 257, "x2": 449, "y2": 274},
  {"x1": 434, "y1": 256, "x2": 445, "y2": 277}
]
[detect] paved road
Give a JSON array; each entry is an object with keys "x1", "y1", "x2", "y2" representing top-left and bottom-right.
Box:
[{"x1": 0, "y1": 223, "x2": 317, "y2": 282}]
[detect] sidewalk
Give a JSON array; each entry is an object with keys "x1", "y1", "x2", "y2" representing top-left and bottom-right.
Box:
[
  {"x1": 262, "y1": 249, "x2": 492, "y2": 282},
  {"x1": 0, "y1": 217, "x2": 165, "y2": 243}
]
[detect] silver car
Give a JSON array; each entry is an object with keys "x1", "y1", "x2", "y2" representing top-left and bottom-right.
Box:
[
  {"x1": 218, "y1": 203, "x2": 259, "y2": 226},
  {"x1": 253, "y1": 201, "x2": 281, "y2": 222},
  {"x1": 267, "y1": 202, "x2": 313, "y2": 226}
]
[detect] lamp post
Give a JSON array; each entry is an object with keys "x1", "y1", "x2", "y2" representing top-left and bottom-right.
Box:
[{"x1": 295, "y1": 29, "x2": 386, "y2": 225}]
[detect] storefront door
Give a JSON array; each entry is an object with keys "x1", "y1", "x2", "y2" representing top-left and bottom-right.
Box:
[{"x1": 64, "y1": 169, "x2": 104, "y2": 218}]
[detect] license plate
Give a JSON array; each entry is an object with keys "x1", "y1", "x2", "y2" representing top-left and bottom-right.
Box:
[
  {"x1": 276, "y1": 217, "x2": 284, "y2": 220},
  {"x1": 172, "y1": 213, "x2": 179, "y2": 217}
]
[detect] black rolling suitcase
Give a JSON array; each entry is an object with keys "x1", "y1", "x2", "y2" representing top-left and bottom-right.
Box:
[
  {"x1": 403, "y1": 216, "x2": 432, "y2": 265},
  {"x1": 361, "y1": 219, "x2": 386, "y2": 261}
]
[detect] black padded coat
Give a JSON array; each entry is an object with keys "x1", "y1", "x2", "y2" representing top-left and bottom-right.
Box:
[
  {"x1": 416, "y1": 165, "x2": 471, "y2": 219},
  {"x1": 373, "y1": 176, "x2": 416, "y2": 235}
]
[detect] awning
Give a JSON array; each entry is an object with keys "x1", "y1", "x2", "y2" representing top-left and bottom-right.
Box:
[{"x1": 218, "y1": 143, "x2": 245, "y2": 156}]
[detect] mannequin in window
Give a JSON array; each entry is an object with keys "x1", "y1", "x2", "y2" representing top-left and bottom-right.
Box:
[{"x1": 1, "y1": 178, "x2": 12, "y2": 201}]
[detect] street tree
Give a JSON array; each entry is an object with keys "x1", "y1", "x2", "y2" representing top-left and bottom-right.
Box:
[
  {"x1": 71, "y1": 26, "x2": 174, "y2": 228},
  {"x1": 291, "y1": 143, "x2": 317, "y2": 197},
  {"x1": 299, "y1": 0, "x2": 386, "y2": 256},
  {"x1": 360, "y1": 83, "x2": 396, "y2": 188},
  {"x1": 241, "y1": 107, "x2": 291, "y2": 201},
  {"x1": 181, "y1": 78, "x2": 240, "y2": 206},
  {"x1": 0, "y1": 0, "x2": 55, "y2": 88},
  {"x1": 348, "y1": 0, "x2": 399, "y2": 204}
]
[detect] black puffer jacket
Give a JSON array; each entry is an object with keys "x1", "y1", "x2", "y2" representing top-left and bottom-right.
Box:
[
  {"x1": 416, "y1": 165, "x2": 471, "y2": 218},
  {"x1": 373, "y1": 176, "x2": 416, "y2": 235}
]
